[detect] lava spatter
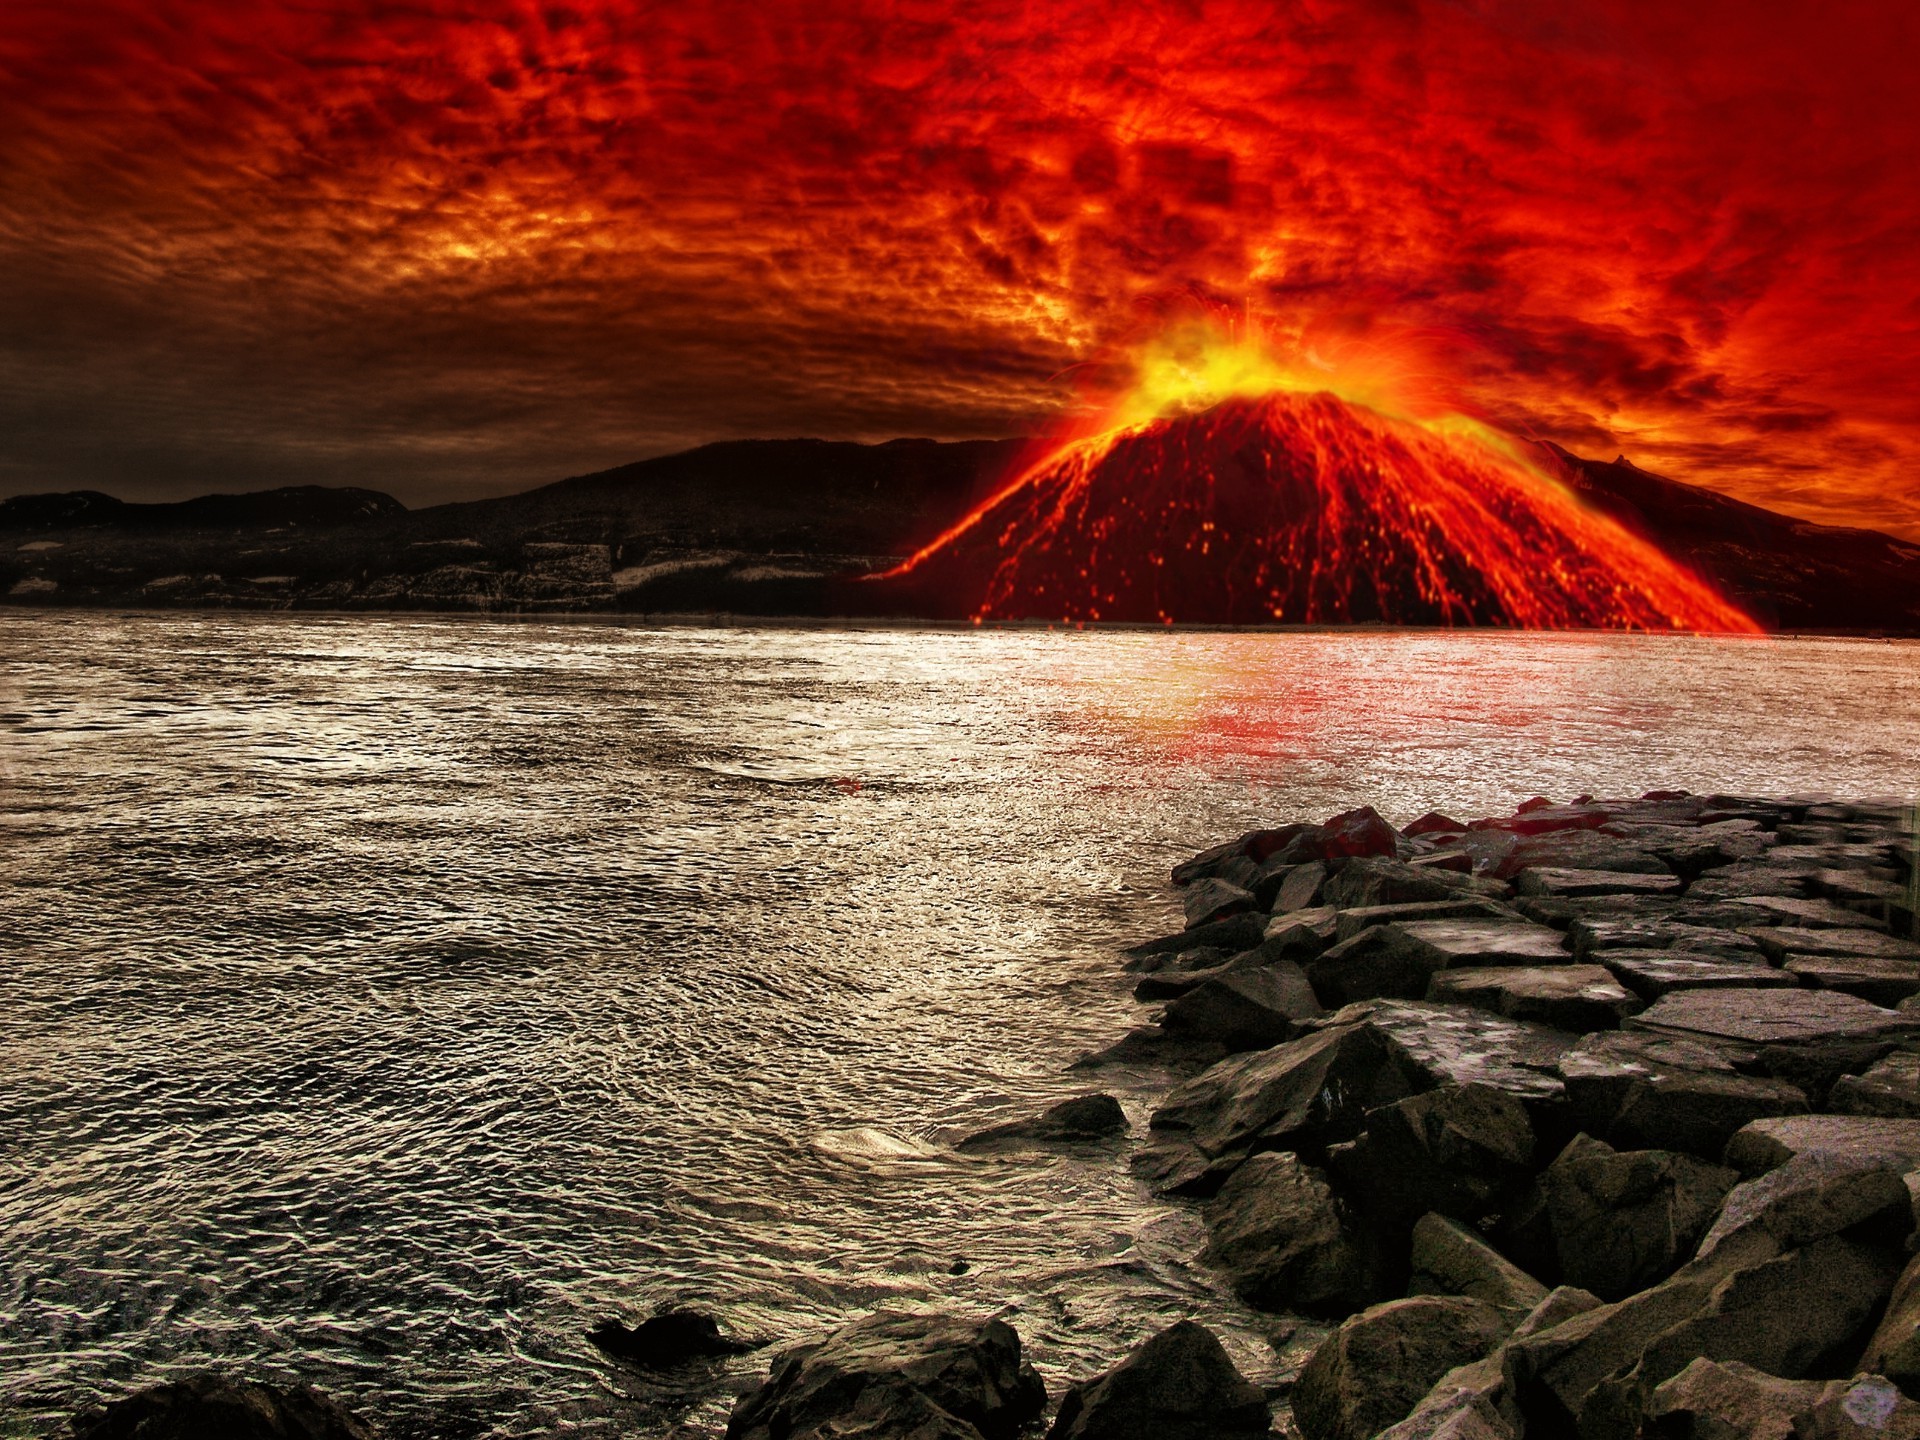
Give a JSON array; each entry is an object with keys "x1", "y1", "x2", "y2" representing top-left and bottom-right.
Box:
[{"x1": 874, "y1": 389, "x2": 1760, "y2": 632}]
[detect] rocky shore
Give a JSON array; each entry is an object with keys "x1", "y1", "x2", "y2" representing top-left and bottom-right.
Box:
[{"x1": 71, "y1": 791, "x2": 1920, "y2": 1439}]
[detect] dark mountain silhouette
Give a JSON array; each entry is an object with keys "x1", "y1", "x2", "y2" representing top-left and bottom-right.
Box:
[{"x1": 2, "y1": 429, "x2": 1916, "y2": 632}]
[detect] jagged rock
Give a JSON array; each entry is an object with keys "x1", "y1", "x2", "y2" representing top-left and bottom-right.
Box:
[
  {"x1": 1132, "y1": 950, "x2": 1243, "y2": 1000},
  {"x1": 1045, "y1": 1320, "x2": 1268, "y2": 1440},
  {"x1": 1600, "y1": 950, "x2": 1791, "y2": 1001},
  {"x1": 1795, "y1": 1374, "x2": 1920, "y2": 1438},
  {"x1": 1783, "y1": 955, "x2": 1920, "y2": 1007},
  {"x1": 1159, "y1": 963, "x2": 1321, "y2": 1051},
  {"x1": 1641, "y1": 1356, "x2": 1824, "y2": 1440},
  {"x1": 1333, "y1": 898, "x2": 1519, "y2": 942},
  {"x1": 1688, "y1": 864, "x2": 1819, "y2": 901},
  {"x1": 1831, "y1": 1052, "x2": 1920, "y2": 1118},
  {"x1": 1173, "y1": 828, "x2": 1308, "y2": 886},
  {"x1": 1748, "y1": 928, "x2": 1920, "y2": 965},
  {"x1": 726, "y1": 1311, "x2": 1046, "y2": 1440},
  {"x1": 1407, "y1": 1213, "x2": 1549, "y2": 1319},
  {"x1": 1182, "y1": 878, "x2": 1257, "y2": 929},
  {"x1": 1321, "y1": 856, "x2": 1511, "y2": 911},
  {"x1": 1742, "y1": 895, "x2": 1893, "y2": 930},
  {"x1": 1320, "y1": 1001, "x2": 1576, "y2": 1103},
  {"x1": 1309, "y1": 920, "x2": 1569, "y2": 1006},
  {"x1": 72, "y1": 1377, "x2": 375, "y2": 1440},
  {"x1": 1125, "y1": 911, "x2": 1268, "y2": 958},
  {"x1": 1556, "y1": 1031, "x2": 1810, "y2": 1159},
  {"x1": 1569, "y1": 918, "x2": 1767, "y2": 961},
  {"x1": 1200, "y1": 1151, "x2": 1375, "y2": 1315},
  {"x1": 1426, "y1": 964, "x2": 1641, "y2": 1032},
  {"x1": 1071, "y1": 1025, "x2": 1226, "y2": 1071},
  {"x1": 1262, "y1": 859, "x2": 1329, "y2": 913},
  {"x1": 957, "y1": 1094, "x2": 1128, "y2": 1152},
  {"x1": 1125, "y1": 942, "x2": 1229, "y2": 977},
  {"x1": 1862, "y1": 1251, "x2": 1920, "y2": 1397},
  {"x1": 1407, "y1": 812, "x2": 1470, "y2": 838},
  {"x1": 1495, "y1": 830, "x2": 1673, "y2": 879},
  {"x1": 1328, "y1": 1084, "x2": 1536, "y2": 1235},
  {"x1": 1410, "y1": 850, "x2": 1478, "y2": 875},
  {"x1": 1517, "y1": 868, "x2": 1683, "y2": 899},
  {"x1": 1724, "y1": 1115, "x2": 1920, "y2": 1178},
  {"x1": 1293, "y1": 1296, "x2": 1512, "y2": 1440},
  {"x1": 1264, "y1": 904, "x2": 1341, "y2": 958},
  {"x1": 1541, "y1": 1135, "x2": 1736, "y2": 1300},
  {"x1": 590, "y1": 1308, "x2": 758, "y2": 1366},
  {"x1": 1320, "y1": 805, "x2": 1402, "y2": 858},
  {"x1": 1628, "y1": 988, "x2": 1920, "y2": 1056},
  {"x1": 1697, "y1": 1150, "x2": 1914, "y2": 1259}
]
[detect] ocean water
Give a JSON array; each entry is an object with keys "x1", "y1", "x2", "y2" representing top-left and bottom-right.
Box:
[{"x1": 2, "y1": 613, "x2": 1918, "y2": 1437}]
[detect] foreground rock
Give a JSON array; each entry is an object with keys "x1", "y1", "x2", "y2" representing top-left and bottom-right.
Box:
[
  {"x1": 1199, "y1": 1151, "x2": 1375, "y2": 1315},
  {"x1": 1046, "y1": 1320, "x2": 1268, "y2": 1440},
  {"x1": 1555, "y1": 1031, "x2": 1810, "y2": 1159},
  {"x1": 1538, "y1": 1134, "x2": 1736, "y2": 1300},
  {"x1": 726, "y1": 1312, "x2": 1045, "y2": 1440},
  {"x1": 1407, "y1": 1212, "x2": 1549, "y2": 1321},
  {"x1": 589, "y1": 1307, "x2": 758, "y2": 1366},
  {"x1": 73, "y1": 1375, "x2": 376, "y2": 1440},
  {"x1": 957, "y1": 1094, "x2": 1128, "y2": 1152},
  {"x1": 1293, "y1": 1295, "x2": 1511, "y2": 1440}
]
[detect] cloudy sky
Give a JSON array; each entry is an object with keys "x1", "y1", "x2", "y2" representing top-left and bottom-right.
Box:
[{"x1": 3, "y1": 0, "x2": 1916, "y2": 535}]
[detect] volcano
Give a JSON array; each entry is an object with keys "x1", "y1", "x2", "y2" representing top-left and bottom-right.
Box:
[{"x1": 871, "y1": 390, "x2": 1759, "y2": 632}]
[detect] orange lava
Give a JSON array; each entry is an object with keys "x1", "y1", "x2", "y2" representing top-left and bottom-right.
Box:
[{"x1": 876, "y1": 390, "x2": 1760, "y2": 632}]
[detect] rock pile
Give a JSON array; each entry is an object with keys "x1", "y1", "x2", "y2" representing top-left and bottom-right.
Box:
[{"x1": 1119, "y1": 792, "x2": 1920, "y2": 1438}]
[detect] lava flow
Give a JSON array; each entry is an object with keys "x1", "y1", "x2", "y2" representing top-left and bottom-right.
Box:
[{"x1": 874, "y1": 383, "x2": 1761, "y2": 632}]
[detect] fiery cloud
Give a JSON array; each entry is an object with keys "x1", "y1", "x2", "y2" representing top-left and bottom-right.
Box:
[{"x1": 1, "y1": 0, "x2": 1916, "y2": 533}]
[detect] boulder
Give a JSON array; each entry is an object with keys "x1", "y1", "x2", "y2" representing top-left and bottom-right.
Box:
[
  {"x1": 1741, "y1": 895, "x2": 1892, "y2": 931},
  {"x1": 1697, "y1": 1151, "x2": 1914, "y2": 1259},
  {"x1": 1569, "y1": 918, "x2": 1766, "y2": 962},
  {"x1": 1264, "y1": 904, "x2": 1341, "y2": 958},
  {"x1": 1334, "y1": 898, "x2": 1519, "y2": 943},
  {"x1": 1309, "y1": 920, "x2": 1569, "y2": 1007},
  {"x1": 1861, "y1": 1251, "x2": 1920, "y2": 1396},
  {"x1": 1541, "y1": 1135, "x2": 1737, "y2": 1300},
  {"x1": 957, "y1": 1094, "x2": 1128, "y2": 1152},
  {"x1": 1517, "y1": 868, "x2": 1683, "y2": 899},
  {"x1": 1328, "y1": 1085, "x2": 1537, "y2": 1235},
  {"x1": 1628, "y1": 988, "x2": 1920, "y2": 1056},
  {"x1": 1688, "y1": 864, "x2": 1818, "y2": 901},
  {"x1": 1794, "y1": 1375, "x2": 1920, "y2": 1438},
  {"x1": 726, "y1": 1311, "x2": 1046, "y2": 1440},
  {"x1": 1641, "y1": 1357, "x2": 1824, "y2": 1440},
  {"x1": 1199, "y1": 1151, "x2": 1375, "y2": 1315},
  {"x1": 1724, "y1": 1115, "x2": 1920, "y2": 1179},
  {"x1": 1293, "y1": 1296, "x2": 1512, "y2": 1440},
  {"x1": 590, "y1": 1308, "x2": 758, "y2": 1366},
  {"x1": 1495, "y1": 831, "x2": 1673, "y2": 879},
  {"x1": 1132, "y1": 953, "x2": 1245, "y2": 1001},
  {"x1": 1556, "y1": 1031, "x2": 1810, "y2": 1160},
  {"x1": 1426, "y1": 964, "x2": 1641, "y2": 1032},
  {"x1": 1045, "y1": 1320, "x2": 1268, "y2": 1440},
  {"x1": 1321, "y1": 805, "x2": 1402, "y2": 858},
  {"x1": 1321, "y1": 856, "x2": 1511, "y2": 911},
  {"x1": 1748, "y1": 928, "x2": 1920, "y2": 965},
  {"x1": 1407, "y1": 812, "x2": 1470, "y2": 838},
  {"x1": 1071, "y1": 1026, "x2": 1226, "y2": 1072},
  {"x1": 1321, "y1": 1000, "x2": 1576, "y2": 1104},
  {"x1": 71, "y1": 1376, "x2": 375, "y2": 1440},
  {"x1": 1600, "y1": 950, "x2": 1792, "y2": 1001},
  {"x1": 1831, "y1": 1052, "x2": 1920, "y2": 1119},
  {"x1": 1173, "y1": 827, "x2": 1308, "y2": 885},
  {"x1": 1407, "y1": 1213, "x2": 1550, "y2": 1320},
  {"x1": 1182, "y1": 878, "x2": 1257, "y2": 929},
  {"x1": 1262, "y1": 859, "x2": 1329, "y2": 913},
  {"x1": 1159, "y1": 963, "x2": 1322, "y2": 1051},
  {"x1": 1125, "y1": 911, "x2": 1268, "y2": 958},
  {"x1": 1783, "y1": 956, "x2": 1920, "y2": 1007}
]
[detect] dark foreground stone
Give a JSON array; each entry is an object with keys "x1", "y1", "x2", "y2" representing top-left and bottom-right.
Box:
[
  {"x1": 590, "y1": 1308, "x2": 758, "y2": 1366},
  {"x1": 1293, "y1": 1295, "x2": 1511, "y2": 1440},
  {"x1": 957, "y1": 1094, "x2": 1129, "y2": 1152},
  {"x1": 73, "y1": 1375, "x2": 376, "y2": 1440},
  {"x1": 1046, "y1": 1320, "x2": 1268, "y2": 1440},
  {"x1": 727, "y1": 1311, "x2": 1046, "y2": 1440}
]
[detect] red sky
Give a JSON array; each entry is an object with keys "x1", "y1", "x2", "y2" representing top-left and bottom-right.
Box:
[{"x1": 3, "y1": 0, "x2": 1918, "y2": 534}]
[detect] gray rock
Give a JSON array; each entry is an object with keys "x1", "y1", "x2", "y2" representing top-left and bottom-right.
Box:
[
  {"x1": 1724, "y1": 1115, "x2": 1920, "y2": 1178},
  {"x1": 1264, "y1": 860, "x2": 1329, "y2": 913},
  {"x1": 1182, "y1": 878, "x2": 1256, "y2": 929},
  {"x1": 1293, "y1": 1296, "x2": 1512, "y2": 1440},
  {"x1": 957, "y1": 1094, "x2": 1128, "y2": 1152},
  {"x1": 1046, "y1": 1320, "x2": 1268, "y2": 1440},
  {"x1": 1320, "y1": 856, "x2": 1511, "y2": 910},
  {"x1": 1159, "y1": 963, "x2": 1322, "y2": 1051},
  {"x1": 1569, "y1": 918, "x2": 1767, "y2": 962},
  {"x1": 1831, "y1": 1052, "x2": 1920, "y2": 1119},
  {"x1": 1629, "y1": 988, "x2": 1920, "y2": 1054},
  {"x1": 71, "y1": 1376, "x2": 376, "y2": 1440},
  {"x1": 1783, "y1": 955, "x2": 1920, "y2": 1007},
  {"x1": 1517, "y1": 868, "x2": 1683, "y2": 899},
  {"x1": 1495, "y1": 829, "x2": 1674, "y2": 878},
  {"x1": 1794, "y1": 1375, "x2": 1920, "y2": 1438},
  {"x1": 1642, "y1": 1357, "x2": 1824, "y2": 1440},
  {"x1": 1309, "y1": 920, "x2": 1568, "y2": 1006},
  {"x1": 1328, "y1": 1084, "x2": 1537, "y2": 1235},
  {"x1": 1861, "y1": 1250, "x2": 1920, "y2": 1397},
  {"x1": 726, "y1": 1311, "x2": 1046, "y2": 1440},
  {"x1": 1541, "y1": 1134, "x2": 1737, "y2": 1300},
  {"x1": 1333, "y1": 898, "x2": 1519, "y2": 942},
  {"x1": 1200, "y1": 1151, "x2": 1375, "y2": 1315},
  {"x1": 590, "y1": 1308, "x2": 758, "y2": 1366},
  {"x1": 1600, "y1": 950, "x2": 1791, "y2": 1001},
  {"x1": 1071, "y1": 1026, "x2": 1226, "y2": 1072},
  {"x1": 1426, "y1": 964, "x2": 1641, "y2": 1032},
  {"x1": 1263, "y1": 905, "x2": 1341, "y2": 959},
  {"x1": 1407, "y1": 1213, "x2": 1550, "y2": 1320},
  {"x1": 1556, "y1": 1031, "x2": 1810, "y2": 1160},
  {"x1": 1688, "y1": 864, "x2": 1819, "y2": 901},
  {"x1": 1748, "y1": 928, "x2": 1920, "y2": 965}
]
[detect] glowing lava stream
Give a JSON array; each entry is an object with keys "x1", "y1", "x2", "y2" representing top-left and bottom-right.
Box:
[{"x1": 875, "y1": 386, "x2": 1762, "y2": 632}]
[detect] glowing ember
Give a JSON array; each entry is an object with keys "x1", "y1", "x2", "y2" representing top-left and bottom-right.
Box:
[{"x1": 874, "y1": 352, "x2": 1760, "y2": 631}]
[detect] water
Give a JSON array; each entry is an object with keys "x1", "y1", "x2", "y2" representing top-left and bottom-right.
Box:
[{"x1": 2, "y1": 613, "x2": 1917, "y2": 1437}]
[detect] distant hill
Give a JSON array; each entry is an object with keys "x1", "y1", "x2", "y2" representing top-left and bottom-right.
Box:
[{"x1": 2, "y1": 430, "x2": 1916, "y2": 632}]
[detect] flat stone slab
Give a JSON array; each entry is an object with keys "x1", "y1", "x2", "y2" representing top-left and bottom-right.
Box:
[
  {"x1": 1516, "y1": 867, "x2": 1684, "y2": 899},
  {"x1": 1332, "y1": 898, "x2": 1515, "y2": 942},
  {"x1": 1831, "y1": 1052, "x2": 1920, "y2": 1119},
  {"x1": 1628, "y1": 987, "x2": 1920, "y2": 1049},
  {"x1": 1313, "y1": 999, "x2": 1575, "y2": 1104},
  {"x1": 1427, "y1": 964, "x2": 1642, "y2": 1032},
  {"x1": 1737, "y1": 894, "x2": 1891, "y2": 931},
  {"x1": 1600, "y1": 950, "x2": 1797, "y2": 1001},
  {"x1": 1745, "y1": 926, "x2": 1920, "y2": 964},
  {"x1": 1396, "y1": 918, "x2": 1571, "y2": 966},
  {"x1": 1686, "y1": 864, "x2": 1818, "y2": 900},
  {"x1": 1569, "y1": 918, "x2": 1766, "y2": 962},
  {"x1": 1724, "y1": 1114, "x2": 1920, "y2": 1177},
  {"x1": 1782, "y1": 955, "x2": 1920, "y2": 1007}
]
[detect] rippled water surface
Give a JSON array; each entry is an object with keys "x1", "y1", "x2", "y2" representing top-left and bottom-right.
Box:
[{"x1": 3, "y1": 614, "x2": 1919, "y2": 1436}]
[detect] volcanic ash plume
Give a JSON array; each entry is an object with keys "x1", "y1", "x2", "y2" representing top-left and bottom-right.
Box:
[{"x1": 875, "y1": 390, "x2": 1759, "y2": 632}]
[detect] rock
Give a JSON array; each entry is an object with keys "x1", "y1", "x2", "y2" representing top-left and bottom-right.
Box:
[
  {"x1": 1159, "y1": 964, "x2": 1321, "y2": 1051},
  {"x1": 1517, "y1": 868, "x2": 1684, "y2": 898},
  {"x1": 1688, "y1": 864, "x2": 1818, "y2": 901},
  {"x1": 1861, "y1": 1251, "x2": 1920, "y2": 1396},
  {"x1": 590, "y1": 1308, "x2": 758, "y2": 1366},
  {"x1": 1742, "y1": 895, "x2": 1893, "y2": 930},
  {"x1": 1321, "y1": 856, "x2": 1511, "y2": 910},
  {"x1": 1600, "y1": 950, "x2": 1792, "y2": 1001},
  {"x1": 1783, "y1": 956, "x2": 1920, "y2": 1007},
  {"x1": 1748, "y1": 928, "x2": 1920, "y2": 965},
  {"x1": 1125, "y1": 942, "x2": 1229, "y2": 977},
  {"x1": 1569, "y1": 918, "x2": 1767, "y2": 961},
  {"x1": 1426, "y1": 964, "x2": 1641, "y2": 1032},
  {"x1": 1320, "y1": 1000, "x2": 1576, "y2": 1104},
  {"x1": 1173, "y1": 827, "x2": 1308, "y2": 886},
  {"x1": 1724, "y1": 1115, "x2": 1920, "y2": 1178},
  {"x1": 1072, "y1": 1026, "x2": 1226, "y2": 1071},
  {"x1": 1334, "y1": 898, "x2": 1520, "y2": 942},
  {"x1": 1293, "y1": 1296, "x2": 1512, "y2": 1440},
  {"x1": 1411, "y1": 850, "x2": 1479, "y2": 875},
  {"x1": 1328, "y1": 1084, "x2": 1537, "y2": 1235},
  {"x1": 1495, "y1": 830, "x2": 1673, "y2": 879},
  {"x1": 1182, "y1": 878, "x2": 1257, "y2": 929},
  {"x1": 1200, "y1": 1151, "x2": 1375, "y2": 1315},
  {"x1": 1795, "y1": 1374, "x2": 1920, "y2": 1438},
  {"x1": 1832, "y1": 1052, "x2": 1920, "y2": 1119},
  {"x1": 957, "y1": 1094, "x2": 1128, "y2": 1152},
  {"x1": 1045, "y1": 1320, "x2": 1268, "y2": 1440},
  {"x1": 1407, "y1": 812, "x2": 1470, "y2": 838},
  {"x1": 71, "y1": 1375, "x2": 376, "y2": 1440},
  {"x1": 1262, "y1": 859, "x2": 1330, "y2": 912},
  {"x1": 726, "y1": 1311, "x2": 1046, "y2": 1440},
  {"x1": 1309, "y1": 920, "x2": 1569, "y2": 1007},
  {"x1": 1264, "y1": 904, "x2": 1341, "y2": 958},
  {"x1": 1321, "y1": 804, "x2": 1402, "y2": 858},
  {"x1": 1541, "y1": 1134, "x2": 1737, "y2": 1300},
  {"x1": 1556, "y1": 1030, "x2": 1809, "y2": 1162},
  {"x1": 1126, "y1": 911, "x2": 1269, "y2": 959},
  {"x1": 1132, "y1": 952, "x2": 1245, "y2": 1000},
  {"x1": 1698, "y1": 1150, "x2": 1915, "y2": 1258},
  {"x1": 1629, "y1": 988, "x2": 1920, "y2": 1056},
  {"x1": 1407, "y1": 1213, "x2": 1550, "y2": 1320},
  {"x1": 1642, "y1": 1356, "x2": 1824, "y2": 1440}
]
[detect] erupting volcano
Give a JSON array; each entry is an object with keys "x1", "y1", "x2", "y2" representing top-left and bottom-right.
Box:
[{"x1": 875, "y1": 382, "x2": 1761, "y2": 633}]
